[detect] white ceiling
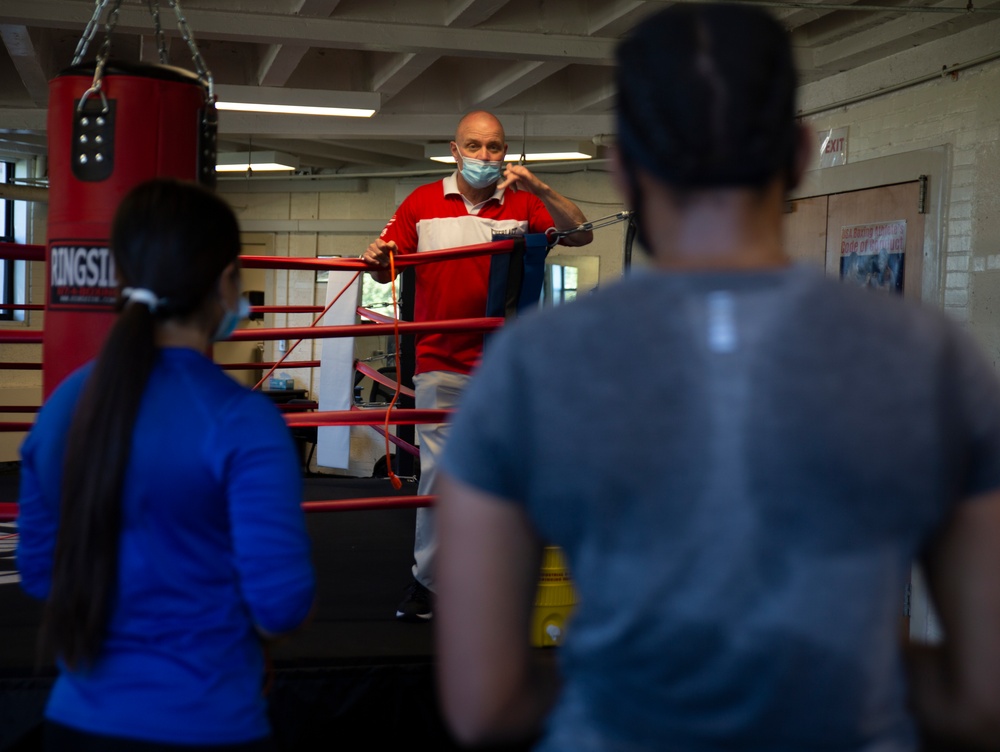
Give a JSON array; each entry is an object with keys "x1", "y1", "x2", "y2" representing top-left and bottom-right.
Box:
[{"x1": 2, "y1": 0, "x2": 1000, "y2": 175}]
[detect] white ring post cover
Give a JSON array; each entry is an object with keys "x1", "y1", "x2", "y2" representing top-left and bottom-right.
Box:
[{"x1": 317, "y1": 271, "x2": 361, "y2": 469}]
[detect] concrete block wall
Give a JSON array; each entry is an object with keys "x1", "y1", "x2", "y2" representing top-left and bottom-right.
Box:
[{"x1": 804, "y1": 59, "x2": 1000, "y2": 366}]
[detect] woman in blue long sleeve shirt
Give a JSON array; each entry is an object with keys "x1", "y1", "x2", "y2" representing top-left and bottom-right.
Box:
[{"x1": 17, "y1": 179, "x2": 316, "y2": 750}]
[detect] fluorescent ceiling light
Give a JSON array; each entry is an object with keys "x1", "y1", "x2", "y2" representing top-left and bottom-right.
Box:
[
  {"x1": 216, "y1": 151, "x2": 300, "y2": 172},
  {"x1": 214, "y1": 84, "x2": 379, "y2": 118},
  {"x1": 425, "y1": 141, "x2": 596, "y2": 163}
]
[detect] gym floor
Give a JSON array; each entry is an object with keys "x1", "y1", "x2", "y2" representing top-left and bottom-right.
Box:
[{"x1": 0, "y1": 471, "x2": 536, "y2": 751}]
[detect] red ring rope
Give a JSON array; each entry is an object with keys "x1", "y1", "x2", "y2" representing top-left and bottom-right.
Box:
[
  {"x1": 0, "y1": 237, "x2": 527, "y2": 514},
  {"x1": 240, "y1": 239, "x2": 517, "y2": 272}
]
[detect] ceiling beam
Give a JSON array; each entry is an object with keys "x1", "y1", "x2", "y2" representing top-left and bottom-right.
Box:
[
  {"x1": 446, "y1": 0, "x2": 512, "y2": 27},
  {"x1": 236, "y1": 137, "x2": 414, "y2": 167},
  {"x1": 798, "y1": 15, "x2": 1000, "y2": 114},
  {"x1": 571, "y1": 82, "x2": 615, "y2": 114},
  {"x1": 342, "y1": 140, "x2": 428, "y2": 161},
  {"x1": 265, "y1": 137, "x2": 428, "y2": 163},
  {"x1": 0, "y1": 107, "x2": 614, "y2": 143},
  {"x1": 257, "y1": 42, "x2": 308, "y2": 88},
  {"x1": 257, "y1": 0, "x2": 343, "y2": 87},
  {"x1": 467, "y1": 61, "x2": 569, "y2": 110},
  {"x1": 138, "y1": 33, "x2": 171, "y2": 64},
  {"x1": 0, "y1": 25, "x2": 51, "y2": 106},
  {"x1": 371, "y1": 52, "x2": 438, "y2": 100},
  {"x1": 215, "y1": 112, "x2": 615, "y2": 140},
  {"x1": 0, "y1": 109, "x2": 47, "y2": 131},
  {"x1": 587, "y1": 0, "x2": 647, "y2": 35},
  {"x1": 811, "y1": 0, "x2": 1000, "y2": 69},
  {"x1": 3, "y1": 0, "x2": 617, "y2": 66},
  {"x1": 772, "y1": 0, "x2": 855, "y2": 30},
  {"x1": 0, "y1": 131, "x2": 47, "y2": 157},
  {"x1": 374, "y1": 0, "x2": 512, "y2": 104}
]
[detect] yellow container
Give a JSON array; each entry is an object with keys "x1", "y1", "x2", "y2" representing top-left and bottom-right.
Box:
[{"x1": 532, "y1": 546, "x2": 576, "y2": 647}]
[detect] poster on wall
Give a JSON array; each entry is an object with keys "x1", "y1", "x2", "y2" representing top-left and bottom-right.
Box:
[
  {"x1": 839, "y1": 220, "x2": 906, "y2": 294},
  {"x1": 817, "y1": 127, "x2": 848, "y2": 167}
]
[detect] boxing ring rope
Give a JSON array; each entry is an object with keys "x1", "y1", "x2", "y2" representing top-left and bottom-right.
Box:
[
  {"x1": 239, "y1": 239, "x2": 519, "y2": 273},
  {"x1": 0, "y1": 422, "x2": 33, "y2": 432},
  {"x1": 303, "y1": 496, "x2": 434, "y2": 513},
  {"x1": 252, "y1": 305, "x2": 324, "y2": 314},
  {"x1": 214, "y1": 308, "x2": 395, "y2": 372},
  {"x1": 284, "y1": 409, "x2": 452, "y2": 428},
  {"x1": 0, "y1": 497, "x2": 433, "y2": 521},
  {"x1": 0, "y1": 236, "x2": 523, "y2": 516},
  {"x1": 228, "y1": 318, "x2": 504, "y2": 343},
  {"x1": 0, "y1": 204, "x2": 635, "y2": 522},
  {"x1": 236, "y1": 238, "x2": 521, "y2": 504},
  {"x1": 0, "y1": 332, "x2": 43, "y2": 344},
  {"x1": 230, "y1": 243, "x2": 516, "y2": 444},
  {"x1": 223, "y1": 360, "x2": 321, "y2": 371},
  {"x1": 0, "y1": 243, "x2": 45, "y2": 262}
]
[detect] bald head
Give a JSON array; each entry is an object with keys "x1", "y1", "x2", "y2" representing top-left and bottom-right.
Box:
[
  {"x1": 455, "y1": 111, "x2": 505, "y2": 143},
  {"x1": 451, "y1": 111, "x2": 507, "y2": 167}
]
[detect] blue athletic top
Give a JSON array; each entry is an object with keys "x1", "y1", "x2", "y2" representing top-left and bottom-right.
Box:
[{"x1": 17, "y1": 347, "x2": 315, "y2": 745}]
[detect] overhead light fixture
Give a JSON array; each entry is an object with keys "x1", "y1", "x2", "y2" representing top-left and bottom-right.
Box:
[
  {"x1": 216, "y1": 151, "x2": 300, "y2": 172},
  {"x1": 424, "y1": 140, "x2": 596, "y2": 163},
  {"x1": 214, "y1": 85, "x2": 379, "y2": 118}
]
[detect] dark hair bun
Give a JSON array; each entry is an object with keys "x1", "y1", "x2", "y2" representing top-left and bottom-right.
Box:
[{"x1": 616, "y1": 3, "x2": 798, "y2": 190}]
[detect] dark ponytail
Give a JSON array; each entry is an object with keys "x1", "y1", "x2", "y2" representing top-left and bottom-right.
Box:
[{"x1": 39, "y1": 180, "x2": 241, "y2": 668}]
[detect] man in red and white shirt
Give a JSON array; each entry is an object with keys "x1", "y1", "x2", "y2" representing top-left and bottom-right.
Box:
[{"x1": 362, "y1": 110, "x2": 592, "y2": 621}]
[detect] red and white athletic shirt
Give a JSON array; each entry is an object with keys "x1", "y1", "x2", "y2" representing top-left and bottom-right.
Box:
[{"x1": 380, "y1": 172, "x2": 555, "y2": 375}]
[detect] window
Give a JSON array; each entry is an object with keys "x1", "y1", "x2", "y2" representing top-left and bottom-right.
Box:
[
  {"x1": 0, "y1": 162, "x2": 16, "y2": 321},
  {"x1": 545, "y1": 263, "x2": 578, "y2": 306},
  {"x1": 316, "y1": 256, "x2": 400, "y2": 314}
]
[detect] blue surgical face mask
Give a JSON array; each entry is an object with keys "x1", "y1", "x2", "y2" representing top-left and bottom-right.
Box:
[
  {"x1": 213, "y1": 295, "x2": 250, "y2": 342},
  {"x1": 459, "y1": 156, "x2": 504, "y2": 189}
]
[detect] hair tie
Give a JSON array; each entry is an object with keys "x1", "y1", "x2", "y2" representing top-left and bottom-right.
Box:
[{"x1": 121, "y1": 287, "x2": 164, "y2": 312}]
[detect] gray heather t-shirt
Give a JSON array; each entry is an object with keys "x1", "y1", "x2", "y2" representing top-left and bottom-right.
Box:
[{"x1": 442, "y1": 264, "x2": 1000, "y2": 752}]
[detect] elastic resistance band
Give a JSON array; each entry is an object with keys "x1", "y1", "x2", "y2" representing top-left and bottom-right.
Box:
[
  {"x1": 383, "y1": 251, "x2": 404, "y2": 490},
  {"x1": 252, "y1": 271, "x2": 361, "y2": 392}
]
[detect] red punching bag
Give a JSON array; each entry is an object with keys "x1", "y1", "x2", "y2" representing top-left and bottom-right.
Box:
[{"x1": 44, "y1": 60, "x2": 217, "y2": 397}]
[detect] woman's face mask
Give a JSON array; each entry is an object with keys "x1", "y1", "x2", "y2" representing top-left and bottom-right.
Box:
[
  {"x1": 459, "y1": 156, "x2": 504, "y2": 189},
  {"x1": 213, "y1": 295, "x2": 250, "y2": 342}
]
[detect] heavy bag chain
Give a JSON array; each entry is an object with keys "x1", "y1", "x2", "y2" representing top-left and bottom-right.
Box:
[
  {"x1": 70, "y1": 0, "x2": 216, "y2": 112},
  {"x1": 147, "y1": 0, "x2": 170, "y2": 65}
]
